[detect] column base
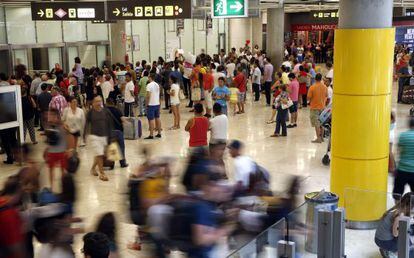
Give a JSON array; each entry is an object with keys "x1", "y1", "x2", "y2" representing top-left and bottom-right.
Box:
[{"x1": 346, "y1": 220, "x2": 379, "y2": 230}]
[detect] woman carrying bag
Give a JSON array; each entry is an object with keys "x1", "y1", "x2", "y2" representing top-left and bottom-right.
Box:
[{"x1": 271, "y1": 84, "x2": 292, "y2": 138}]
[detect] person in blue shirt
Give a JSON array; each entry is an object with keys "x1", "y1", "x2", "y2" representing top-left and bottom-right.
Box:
[
  {"x1": 212, "y1": 77, "x2": 230, "y2": 115},
  {"x1": 393, "y1": 117, "x2": 414, "y2": 200},
  {"x1": 188, "y1": 180, "x2": 235, "y2": 258}
]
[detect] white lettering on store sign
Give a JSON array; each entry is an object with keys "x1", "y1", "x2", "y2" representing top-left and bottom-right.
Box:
[
  {"x1": 311, "y1": 24, "x2": 336, "y2": 30},
  {"x1": 78, "y1": 8, "x2": 95, "y2": 18}
]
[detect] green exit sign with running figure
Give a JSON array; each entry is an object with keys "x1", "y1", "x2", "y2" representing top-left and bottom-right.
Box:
[{"x1": 212, "y1": 0, "x2": 248, "y2": 18}]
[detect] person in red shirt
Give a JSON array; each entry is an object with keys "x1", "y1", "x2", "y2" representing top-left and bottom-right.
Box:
[
  {"x1": 298, "y1": 65, "x2": 308, "y2": 108},
  {"x1": 59, "y1": 73, "x2": 70, "y2": 97},
  {"x1": 0, "y1": 176, "x2": 26, "y2": 258},
  {"x1": 185, "y1": 103, "x2": 209, "y2": 148},
  {"x1": 203, "y1": 66, "x2": 214, "y2": 117},
  {"x1": 233, "y1": 67, "x2": 247, "y2": 113}
]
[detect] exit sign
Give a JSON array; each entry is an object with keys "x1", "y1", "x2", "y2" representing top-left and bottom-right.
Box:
[{"x1": 212, "y1": 0, "x2": 248, "y2": 18}]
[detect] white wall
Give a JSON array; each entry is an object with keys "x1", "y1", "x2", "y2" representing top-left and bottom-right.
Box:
[
  {"x1": 129, "y1": 18, "x2": 225, "y2": 64},
  {"x1": 5, "y1": 7, "x2": 36, "y2": 44},
  {"x1": 131, "y1": 20, "x2": 150, "y2": 62},
  {"x1": 36, "y1": 21, "x2": 62, "y2": 44},
  {"x1": 87, "y1": 21, "x2": 109, "y2": 41},
  {"x1": 229, "y1": 18, "x2": 252, "y2": 50},
  {"x1": 149, "y1": 20, "x2": 166, "y2": 62},
  {"x1": 63, "y1": 21, "x2": 87, "y2": 42}
]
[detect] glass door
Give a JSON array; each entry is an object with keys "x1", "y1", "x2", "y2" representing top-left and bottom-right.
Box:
[
  {"x1": 0, "y1": 50, "x2": 10, "y2": 75},
  {"x1": 97, "y1": 45, "x2": 108, "y2": 69},
  {"x1": 67, "y1": 46, "x2": 79, "y2": 71}
]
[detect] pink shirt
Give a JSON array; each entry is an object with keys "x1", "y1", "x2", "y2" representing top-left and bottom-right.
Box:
[{"x1": 289, "y1": 79, "x2": 299, "y2": 102}]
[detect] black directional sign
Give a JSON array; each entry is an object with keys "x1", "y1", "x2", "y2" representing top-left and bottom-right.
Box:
[
  {"x1": 31, "y1": 2, "x2": 105, "y2": 21},
  {"x1": 107, "y1": 0, "x2": 192, "y2": 20}
]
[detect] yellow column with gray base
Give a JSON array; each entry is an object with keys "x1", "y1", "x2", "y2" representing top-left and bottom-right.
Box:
[{"x1": 331, "y1": 28, "x2": 394, "y2": 226}]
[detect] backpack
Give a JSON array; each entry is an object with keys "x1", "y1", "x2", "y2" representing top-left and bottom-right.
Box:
[
  {"x1": 168, "y1": 198, "x2": 198, "y2": 252},
  {"x1": 128, "y1": 178, "x2": 145, "y2": 225},
  {"x1": 249, "y1": 163, "x2": 272, "y2": 196},
  {"x1": 66, "y1": 151, "x2": 80, "y2": 174}
]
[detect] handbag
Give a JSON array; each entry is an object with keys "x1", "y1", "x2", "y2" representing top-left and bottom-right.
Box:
[
  {"x1": 106, "y1": 141, "x2": 122, "y2": 162},
  {"x1": 281, "y1": 98, "x2": 294, "y2": 110},
  {"x1": 191, "y1": 87, "x2": 201, "y2": 101}
]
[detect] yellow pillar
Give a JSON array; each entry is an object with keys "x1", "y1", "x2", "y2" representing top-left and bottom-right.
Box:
[{"x1": 330, "y1": 29, "x2": 394, "y2": 225}]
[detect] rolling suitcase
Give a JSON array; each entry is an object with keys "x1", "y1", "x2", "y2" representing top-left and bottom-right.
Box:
[
  {"x1": 402, "y1": 85, "x2": 414, "y2": 104},
  {"x1": 124, "y1": 117, "x2": 142, "y2": 140}
]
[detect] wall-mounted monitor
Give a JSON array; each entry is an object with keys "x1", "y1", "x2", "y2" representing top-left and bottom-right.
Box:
[{"x1": 0, "y1": 86, "x2": 23, "y2": 142}]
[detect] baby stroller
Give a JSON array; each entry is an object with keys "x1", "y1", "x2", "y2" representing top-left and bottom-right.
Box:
[{"x1": 319, "y1": 103, "x2": 332, "y2": 166}]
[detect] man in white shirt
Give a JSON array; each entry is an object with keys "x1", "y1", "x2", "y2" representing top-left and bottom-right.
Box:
[
  {"x1": 228, "y1": 140, "x2": 256, "y2": 189},
  {"x1": 226, "y1": 60, "x2": 236, "y2": 82},
  {"x1": 213, "y1": 65, "x2": 226, "y2": 88},
  {"x1": 209, "y1": 103, "x2": 228, "y2": 144},
  {"x1": 281, "y1": 57, "x2": 292, "y2": 71},
  {"x1": 252, "y1": 62, "x2": 262, "y2": 101},
  {"x1": 145, "y1": 73, "x2": 162, "y2": 139},
  {"x1": 325, "y1": 62, "x2": 334, "y2": 81},
  {"x1": 124, "y1": 73, "x2": 135, "y2": 117}
]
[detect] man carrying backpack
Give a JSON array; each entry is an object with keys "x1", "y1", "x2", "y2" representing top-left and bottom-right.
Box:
[
  {"x1": 148, "y1": 179, "x2": 235, "y2": 258},
  {"x1": 228, "y1": 140, "x2": 271, "y2": 196}
]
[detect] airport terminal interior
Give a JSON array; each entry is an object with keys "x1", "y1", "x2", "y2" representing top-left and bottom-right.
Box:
[{"x1": 1, "y1": 0, "x2": 414, "y2": 257}]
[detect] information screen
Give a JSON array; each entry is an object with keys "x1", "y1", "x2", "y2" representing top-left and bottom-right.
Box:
[{"x1": 0, "y1": 92, "x2": 17, "y2": 123}]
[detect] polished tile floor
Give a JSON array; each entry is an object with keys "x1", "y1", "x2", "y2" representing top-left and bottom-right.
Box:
[{"x1": 0, "y1": 84, "x2": 410, "y2": 258}]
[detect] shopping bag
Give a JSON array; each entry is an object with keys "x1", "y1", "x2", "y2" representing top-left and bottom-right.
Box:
[
  {"x1": 179, "y1": 89, "x2": 186, "y2": 100},
  {"x1": 191, "y1": 87, "x2": 201, "y2": 101},
  {"x1": 106, "y1": 142, "x2": 122, "y2": 161}
]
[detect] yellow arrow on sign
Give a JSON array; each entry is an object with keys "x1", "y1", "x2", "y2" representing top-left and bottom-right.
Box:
[
  {"x1": 113, "y1": 8, "x2": 120, "y2": 16},
  {"x1": 37, "y1": 9, "x2": 44, "y2": 17}
]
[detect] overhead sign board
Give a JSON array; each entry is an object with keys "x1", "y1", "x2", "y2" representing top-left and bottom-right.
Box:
[
  {"x1": 310, "y1": 10, "x2": 339, "y2": 21},
  {"x1": 212, "y1": 0, "x2": 248, "y2": 18},
  {"x1": 31, "y1": 2, "x2": 105, "y2": 21},
  {"x1": 107, "y1": 0, "x2": 192, "y2": 20}
]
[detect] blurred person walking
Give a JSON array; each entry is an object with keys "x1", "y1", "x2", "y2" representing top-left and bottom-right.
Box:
[
  {"x1": 106, "y1": 98, "x2": 129, "y2": 168},
  {"x1": 84, "y1": 96, "x2": 113, "y2": 181},
  {"x1": 393, "y1": 117, "x2": 414, "y2": 199},
  {"x1": 62, "y1": 96, "x2": 85, "y2": 150}
]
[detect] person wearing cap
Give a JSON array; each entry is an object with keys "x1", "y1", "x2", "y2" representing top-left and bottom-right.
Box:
[
  {"x1": 49, "y1": 86, "x2": 68, "y2": 118},
  {"x1": 228, "y1": 140, "x2": 257, "y2": 190}
]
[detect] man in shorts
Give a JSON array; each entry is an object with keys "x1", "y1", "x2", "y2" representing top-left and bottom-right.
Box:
[
  {"x1": 145, "y1": 74, "x2": 162, "y2": 139},
  {"x1": 307, "y1": 73, "x2": 328, "y2": 143},
  {"x1": 233, "y1": 67, "x2": 247, "y2": 114},
  {"x1": 287, "y1": 73, "x2": 299, "y2": 128},
  {"x1": 84, "y1": 96, "x2": 113, "y2": 181}
]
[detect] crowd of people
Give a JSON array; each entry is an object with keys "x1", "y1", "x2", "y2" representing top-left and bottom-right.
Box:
[{"x1": 0, "y1": 40, "x2": 412, "y2": 258}]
